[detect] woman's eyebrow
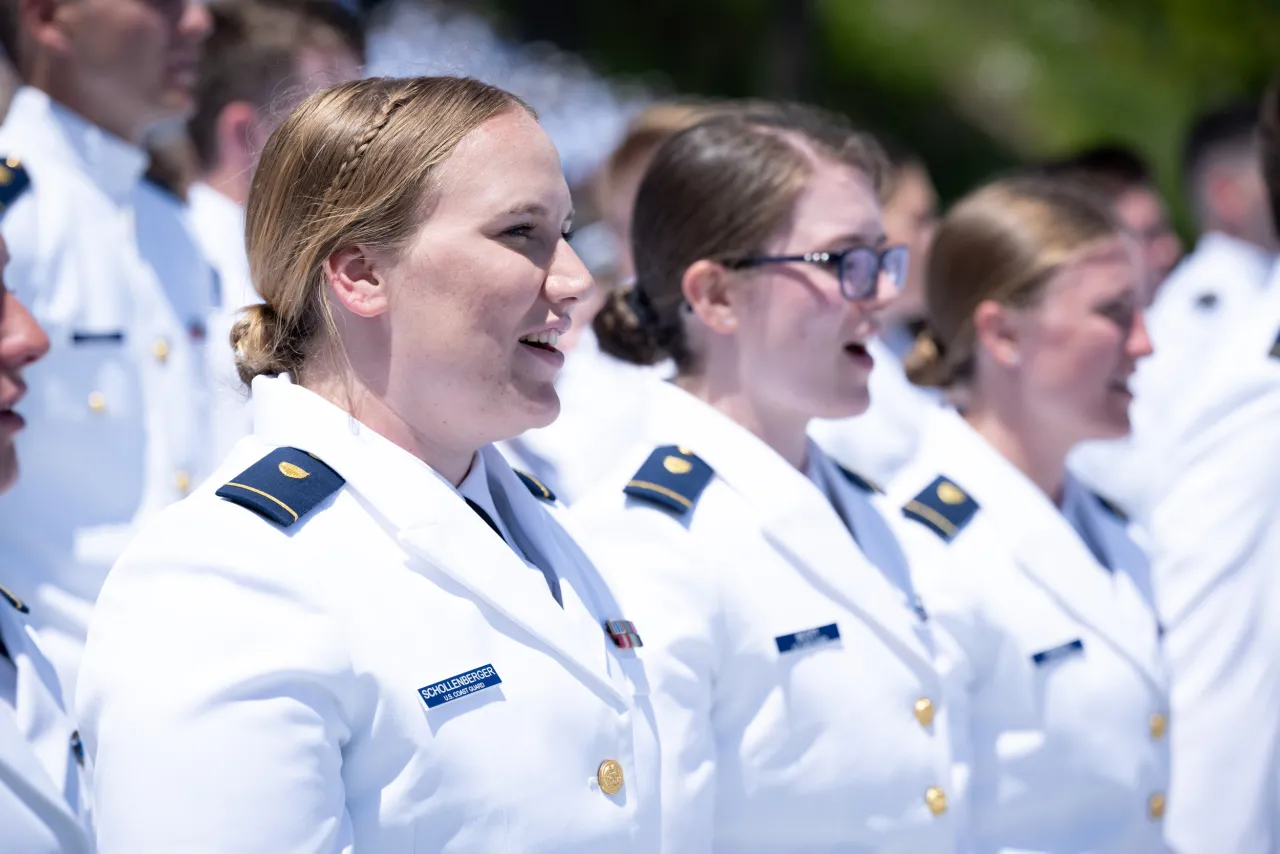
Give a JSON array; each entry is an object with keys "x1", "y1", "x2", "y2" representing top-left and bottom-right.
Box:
[{"x1": 502, "y1": 202, "x2": 576, "y2": 224}]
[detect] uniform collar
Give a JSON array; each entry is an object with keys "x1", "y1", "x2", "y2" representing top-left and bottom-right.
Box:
[
  {"x1": 5, "y1": 87, "x2": 148, "y2": 205},
  {"x1": 916, "y1": 407, "x2": 1165, "y2": 688},
  {"x1": 642, "y1": 379, "x2": 938, "y2": 668},
  {"x1": 1189, "y1": 231, "x2": 1276, "y2": 285},
  {"x1": 247, "y1": 375, "x2": 629, "y2": 705}
]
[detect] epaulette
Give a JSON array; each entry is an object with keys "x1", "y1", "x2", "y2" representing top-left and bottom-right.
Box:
[
  {"x1": 1094, "y1": 492, "x2": 1128, "y2": 522},
  {"x1": 515, "y1": 469, "x2": 556, "y2": 503},
  {"x1": 836, "y1": 464, "x2": 883, "y2": 494},
  {"x1": 902, "y1": 475, "x2": 979, "y2": 542},
  {"x1": 623, "y1": 445, "x2": 714, "y2": 515},
  {"x1": 215, "y1": 447, "x2": 345, "y2": 528},
  {"x1": 0, "y1": 581, "x2": 28, "y2": 614},
  {"x1": 1269, "y1": 327, "x2": 1280, "y2": 360},
  {"x1": 0, "y1": 157, "x2": 31, "y2": 214}
]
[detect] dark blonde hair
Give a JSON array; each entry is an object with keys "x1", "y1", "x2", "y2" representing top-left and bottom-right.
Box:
[
  {"x1": 906, "y1": 175, "x2": 1122, "y2": 388},
  {"x1": 593, "y1": 103, "x2": 886, "y2": 371},
  {"x1": 232, "y1": 76, "x2": 531, "y2": 385}
]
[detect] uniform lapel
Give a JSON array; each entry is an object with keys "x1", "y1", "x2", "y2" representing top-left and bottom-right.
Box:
[
  {"x1": 938, "y1": 411, "x2": 1165, "y2": 691},
  {"x1": 251, "y1": 378, "x2": 627, "y2": 710},
  {"x1": 0, "y1": 607, "x2": 80, "y2": 834},
  {"x1": 647, "y1": 384, "x2": 936, "y2": 670}
]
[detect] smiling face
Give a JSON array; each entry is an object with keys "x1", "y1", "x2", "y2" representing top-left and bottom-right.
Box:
[
  {"x1": 372, "y1": 109, "x2": 592, "y2": 452},
  {"x1": 727, "y1": 156, "x2": 890, "y2": 421},
  {"x1": 1005, "y1": 236, "x2": 1151, "y2": 445},
  {"x1": 0, "y1": 238, "x2": 51, "y2": 493}
]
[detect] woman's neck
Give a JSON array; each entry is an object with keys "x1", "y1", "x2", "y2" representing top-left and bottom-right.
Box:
[
  {"x1": 963, "y1": 397, "x2": 1070, "y2": 504},
  {"x1": 303, "y1": 369, "x2": 475, "y2": 486},
  {"x1": 675, "y1": 373, "x2": 810, "y2": 471}
]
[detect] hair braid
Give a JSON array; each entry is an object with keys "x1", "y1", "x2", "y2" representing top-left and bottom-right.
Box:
[{"x1": 322, "y1": 90, "x2": 412, "y2": 206}]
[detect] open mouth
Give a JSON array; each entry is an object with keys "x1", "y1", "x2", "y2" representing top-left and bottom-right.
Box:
[{"x1": 519, "y1": 330, "x2": 561, "y2": 353}]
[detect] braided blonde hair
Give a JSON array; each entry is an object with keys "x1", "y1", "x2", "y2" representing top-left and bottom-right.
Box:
[{"x1": 233, "y1": 76, "x2": 532, "y2": 385}]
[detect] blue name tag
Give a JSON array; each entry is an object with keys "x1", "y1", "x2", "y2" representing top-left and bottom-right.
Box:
[
  {"x1": 418, "y1": 664, "x2": 503, "y2": 709},
  {"x1": 775, "y1": 623, "x2": 841, "y2": 654},
  {"x1": 1031, "y1": 639, "x2": 1085, "y2": 666}
]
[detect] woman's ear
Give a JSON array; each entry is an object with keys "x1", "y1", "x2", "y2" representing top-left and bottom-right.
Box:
[
  {"x1": 325, "y1": 245, "x2": 389, "y2": 319},
  {"x1": 682, "y1": 260, "x2": 740, "y2": 334},
  {"x1": 972, "y1": 298, "x2": 1022, "y2": 369}
]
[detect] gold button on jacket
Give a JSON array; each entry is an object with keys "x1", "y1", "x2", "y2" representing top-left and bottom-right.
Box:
[
  {"x1": 1149, "y1": 713, "x2": 1167, "y2": 740},
  {"x1": 1149, "y1": 792, "x2": 1166, "y2": 819},
  {"x1": 913, "y1": 697, "x2": 935, "y2": 728},
  {"x1": 597, "y1": 759, "x2": 624, "y2": 795},
  {"x1": 925, "y1": 786, "x2": 947, "y2": 816}
]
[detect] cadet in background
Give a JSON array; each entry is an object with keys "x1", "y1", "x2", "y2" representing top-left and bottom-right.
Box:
[
  {"x1": 574, "y1": 106, "x2": 957, "y2": 854},
  {"x1": 886, "y1": 177, "x2": 1172, "y2": 853},
  {"x1": 0, "y1": 235, "x2": 91, "y2": 854},
  {"x1": 188, "y1": 0, "x2": 363, "y2": 458},
  {"x1": 0, "y1": 0, "x2": 213, "y2": 701},
  {"x1": 1040, "y1": 145, "x2": 1183, "y2": 305},
  {"x1": 810, "y1": 142, "x2": 944, "y2": 486},
  {"x1": 1073, "y1": 104, "x2": 1277, "y2": 522},
  {"x1": 1129, "y1": 76, "x2": 1280, "y2": 854},
  {"x1": 77, "y1": 76, "x2": 659, "y2": 853}
]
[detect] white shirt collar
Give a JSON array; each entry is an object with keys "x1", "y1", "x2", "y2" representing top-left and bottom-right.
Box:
[{"x1": 5, "y1": 86, "x2": 148, "y2": 204}]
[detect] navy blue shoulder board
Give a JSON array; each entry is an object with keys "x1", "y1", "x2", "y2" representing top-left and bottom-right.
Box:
[
  {"x1": 215, "y1": 447, "x2": 345, "y2": 528},
  {"x1": 902, "y1": 475, "x2": 979, "y2": 542},
  {"x1": 1269, "y1": 326, "x2": 1280, "y2": 360},
  {"x1": 0, "y1": 581, "x2": 28, "y2": 614},
  {"x1": 836, "y1": 464, "x2": 883, "y2": 494},
  {"x1": 515, "y1": 469, "x2": 556, "y2": 503},
  {"x1": 623, "y1": 445, "x2": 714, "y2": 515},
  {"x1": 0, "y1": 157, "x2": 31, "y2": 213}
]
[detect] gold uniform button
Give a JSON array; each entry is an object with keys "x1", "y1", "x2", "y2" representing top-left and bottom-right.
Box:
[
  {"x1": 152, "y1": 337, "x2": 170, "y2": 364},
  {"x1": 1149, "y1": 792, "x2": 1166, "y2": 819},
  {"x1": 1149, "y1": 713, "x2": 1167, "y2": 740},
  {"x1": 925, "y1": 786, "x2": 947, "y2": 816},
  {"x1": 914, "y1": 697, "x2": 935, "y2": 728},
  {"x1": 597, "y1": 759, "x2": 624, "y2": 795},
  {"x1": 87, "y1": 391, "x2": 107, "y2": 413},
  {"x1": 175, "y1": 470, "x2": 191, "y2": 494}
]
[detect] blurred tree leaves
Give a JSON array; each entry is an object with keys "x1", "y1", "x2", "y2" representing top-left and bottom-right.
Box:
[{"x1": 482, "y1": 0, "x2": 1278, "y2": 213}]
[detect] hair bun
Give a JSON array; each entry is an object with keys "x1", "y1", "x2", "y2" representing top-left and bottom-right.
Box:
[
  {"x1": 593, "y1": 285, "x2": 667, "y2": 366},
  {"x1": 230, "y1": 302, "x2": 294, "y2": 387},
  {"x1": 904, "y1": 326, "x2": 951, "y2": 388}
]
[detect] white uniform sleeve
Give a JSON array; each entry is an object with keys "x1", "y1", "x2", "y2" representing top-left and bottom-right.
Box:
[
  {"x1": 76, "y1": 551, "x2": 355, "y2": 854},
  {"x1": 1148, "y1": 384, "x2": 1280, "y2": 854}
]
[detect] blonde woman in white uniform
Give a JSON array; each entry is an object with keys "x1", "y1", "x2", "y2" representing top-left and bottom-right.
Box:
[
  {"x1": 885, "y1": 177, "x2": 1173, "y2": 853},
  {"x1": 573, "y1": 106, "x2": 956, "y2": 854},
  {"x1": 75, "y1": 77, "x2": 658, "y2": 854}
]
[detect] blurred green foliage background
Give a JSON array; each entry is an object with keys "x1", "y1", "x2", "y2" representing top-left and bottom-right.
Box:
[{"x1": 477, "y1": 0, "x2": 1279, "y2": 224}]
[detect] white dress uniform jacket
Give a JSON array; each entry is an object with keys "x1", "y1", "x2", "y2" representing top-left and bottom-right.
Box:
[
  {"x1": 1130, "y1": 276, "x2": 1280, "y2": 854},
  {"x1": 569, "y1": 379, "x2": 956, "y2": 854},
  {"x1": 75, "y1": 374, "x2": 659, "y2": 854},
  {"x1": 887, "y1": 407, "x2": 1173, "y2": 854},
  {"x1": 1071, "y1": 232, "x2": 1276, "y2": 518},
  {"x1": 0, "y1": 87, "x2": 214, "y2": 699},
  {"x1": 810, "y1": 326, "x2": 944, "y2": 488},
  {"x1": 0, "y1": 585, "x2": 92, "y2": 854},
  {"x1": 188, "y1": 181, "x2": 258, "y2": 461}
]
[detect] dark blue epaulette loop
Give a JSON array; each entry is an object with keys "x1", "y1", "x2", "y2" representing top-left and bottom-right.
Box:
[
  {"x1": 0, "y1": 157, "x2": 31, "y2": 214},
  {"x1": 216, "y1": 447, "x2": 345, "y2": 528},
  {"x1": 623, "y1": 445, "x2": 714, "y2": 515},
  {"x1": 902, "y1": 475, "x2": 979, "y2": 542}
]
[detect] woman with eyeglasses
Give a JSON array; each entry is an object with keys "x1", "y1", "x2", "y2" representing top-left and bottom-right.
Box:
[
  {"x1": 572, "y1": 106, "x2": 957, "y2": 854},
  {"x1": 884, "y1": 177, "x2": 1172, "y2": 853}
]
